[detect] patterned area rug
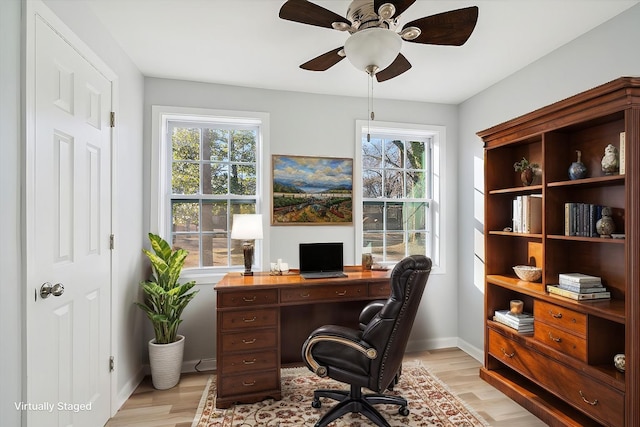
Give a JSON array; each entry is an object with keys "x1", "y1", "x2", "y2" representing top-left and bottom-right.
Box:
[{"x1": 192, "y1": 362, "x2": 489, "y2": 426}]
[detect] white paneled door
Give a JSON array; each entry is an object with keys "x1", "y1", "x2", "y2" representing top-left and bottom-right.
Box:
[{"x1": 25, "y1": 13, "x2": 112, "y2": 427}]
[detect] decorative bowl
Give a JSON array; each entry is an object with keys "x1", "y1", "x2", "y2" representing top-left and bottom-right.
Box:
[{"x1": 513, "y1": 265, "x2": 542, "y2": 282}]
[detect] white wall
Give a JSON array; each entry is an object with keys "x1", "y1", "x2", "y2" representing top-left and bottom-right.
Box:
[
  {"x1": 457, "y1": 3, "x2": 640, "y2": 351},
  {"x1": 0, "y1": 0, "x2": 23, "y2": 424},
  {"x1": 37, "y1": 0, "x2": 147, "y2": 412},
  {"x1": 144, "y1": 78, "x2": 462, "y2": 365}
]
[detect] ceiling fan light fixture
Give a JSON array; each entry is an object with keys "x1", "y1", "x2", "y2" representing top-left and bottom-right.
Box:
[
  {"x1": 332, "y1": 21, "x2": 351, "y2": 31},
  {"x1": 377, "y1": 3, "x2": 396, "y2": 20},
  {"x1": 344, "y1": 27, "x2": 401, "y2": 74},
  {"x1": 399, "y1": 26, "x2": 421, "y2": 41}
]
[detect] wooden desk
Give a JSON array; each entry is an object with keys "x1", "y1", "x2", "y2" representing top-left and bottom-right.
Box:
[{"x1": 214, "y1": 267, "x2": 392, "y2": 408}]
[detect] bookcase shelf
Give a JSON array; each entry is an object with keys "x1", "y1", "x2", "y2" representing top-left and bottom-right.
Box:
[{"x1": 479, "y1": 77, "x2": 640, "y2": 427}]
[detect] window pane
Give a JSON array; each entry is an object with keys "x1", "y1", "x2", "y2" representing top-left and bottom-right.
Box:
[
  {"x1": 172, "y1": 201, "x2": 199, "y2": 232},
  {"x1": 385, "y1": 203, "x2": 404, "y2": 230},
  {"x1": 363, "y1": 202, "x2": 383, "y2": 231},
  {"x1": 385, "y1": 232, "x2": 406, "y2": 261},
  {"x1": 230, "y1": 164, "x2": 256, "y2": 195},
  {"x1": 404, "y1": 202, "x2": 427, "y2": 231},
  {"x1": 406, "y1": 171, "x2": 426, "y2": 198},
  {"x1": 384, "y1": 170, "x2": 403, "y2": 198},
  {"x1": 172, "y1": 162, "x2": 200, "y2": 194},
  {"x1": 363, "y1": 169, "x2": 382, "y2": 198},
  {"x1": 203, "y1": 163, "x2": 228, "y2": 195},
  {"x1": 405, "y1": 141, "x2": 425, "y2": 169},
  {"x1": 230, "y1": 201, "x2": 256, "y2": 217},
  {"x1": 362, "y1": 138, "x2": 383, "y2": 168},
  {"x1": 172, "y1": 128, "x2": 200, "y2": 161},
  {"x1": 407, "y1": 232, "x2": 427, "y2": 255},
  {"x1": 383, "y1": 140, "x2": 402, "y2": 168},
  {"x1": 230, "y1": 238, "x2": 245, "y2": 267},
  {"x1": 202, "y1": 201, "x2": 228, "y2": 232},
  {"x1": 230, "y1": 130, "x2": 257, "y2": 162},
  {"x1": 201, "y1": 233, "x2": 228, "y2": 267},
  {"x1": 172, "y1": 234, "x2": 200, "y2": 268},
  {"x1": 204, "y1": 129, "x2": 228, "y2": 161}
]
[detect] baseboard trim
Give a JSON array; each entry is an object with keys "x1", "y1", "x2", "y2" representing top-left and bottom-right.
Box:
[{"x1": 114, "y1": 366, "x2": 145, "y2": 415}]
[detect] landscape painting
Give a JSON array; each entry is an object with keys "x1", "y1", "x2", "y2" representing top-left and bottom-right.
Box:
[{"x1": 272, "y1": 155, "x2": 353, "y2": 225}]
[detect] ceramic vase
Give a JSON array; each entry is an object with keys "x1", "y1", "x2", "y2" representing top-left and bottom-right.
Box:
[
  {"x1": 568, "y1": 150, "x2": 587, "y2": 180},
  {"x1": 520, "y1": 168, "x2": 534, "y2": 186}
]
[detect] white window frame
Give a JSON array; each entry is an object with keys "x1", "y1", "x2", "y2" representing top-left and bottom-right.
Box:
[
  {"x1": 355, "y1": 120, "x2": 444, "y2": 273},
  {"x1": 151, "y1": 106, "x2": 270, "y2": 284}
]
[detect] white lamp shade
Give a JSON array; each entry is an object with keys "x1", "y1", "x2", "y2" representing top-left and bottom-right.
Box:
[
  {"x1": 344, "y1": 28, "x2": 402, "y2": 73},
  {"x1": 231, "y1": 214, "x2": 263, "y2": 240}
]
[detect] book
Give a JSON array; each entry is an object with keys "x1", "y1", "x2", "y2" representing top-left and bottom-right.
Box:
[
  {"x1": 557, "y1": 283, "x2": 607, "y2": 293},
  {"x1": 493, "y1": 316, "x2": 534, "y2": 332},
  {"x1": 558, "y1": 273, "x2": 602, "y2": 284},
  {"x1": 558, "y1": 278, "x2": 602, "y2": 288},
  {"x1": 547, "y1": 285, "x2": 611, "y2": 300},
  {"x1": 620, "y1": 132, "x2": 625, "y2": 175},
  {"x1": 513, "y1": 194, "x2": 542, "y2": 234},
  {"x1": 494, "y1": 310, "x2": 534, "y2": 329}
]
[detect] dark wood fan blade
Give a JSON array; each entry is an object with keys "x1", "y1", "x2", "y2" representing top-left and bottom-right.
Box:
[
  {"x1": 403, "y1": 6, "x2": 478, "y2": 46},
  {"x1": 300, "y1": 47, "x2": 346, "y2": 71},
  {"x1": 374, "y1": 0, "x2": 416, "y2": 18},
  {"x1": 375, "y1": 53, "x2": 411, "y2": 82},
  {"x1": 279, "y1": 0, "x2": 351, "y2": 29}
]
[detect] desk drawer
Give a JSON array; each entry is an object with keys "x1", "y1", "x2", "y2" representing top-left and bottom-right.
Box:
[
  {"x1": 220, "y1": 308, "x2": 277, "y2": 330},
  {"x1": 534, "y1": 321, "x2": 587, "y2": 362},
  {"x1": 221, "y1": 328, "x2": 277, "y2": 352},
  {"x1": 369, "y1": 282, "x2": 391, "y2": 298},
  {"x1": 534, "y1": 300, "x2": 586, "y2": 336},
  {"x1": 281, "y1": 284, "x2": 366, "y2": 303},
  {"x1": 220, "y1": 349, "x2": 277, "y2": 375},
  {"x1": 219, "y1": 370, "x2": 279, "y2": 397},
  {"x1": 488, "y1": 328, "x2": 623, "y2": 427},
  {"x1": 218, "y1": 289, "x2": 278, "y2": 308}
]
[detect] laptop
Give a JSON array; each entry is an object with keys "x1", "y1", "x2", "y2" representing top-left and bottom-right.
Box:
[{"x1": 299, "y1": 242, "x2": 348, "y2": 279}]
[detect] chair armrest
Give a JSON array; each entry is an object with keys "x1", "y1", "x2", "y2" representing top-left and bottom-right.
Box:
[
  {"x1": 302, "y1": 325, "x2": 377, "y2": 377},
  {"x1": 359, "y1": 300, "x2": 386, "y2": 329}
]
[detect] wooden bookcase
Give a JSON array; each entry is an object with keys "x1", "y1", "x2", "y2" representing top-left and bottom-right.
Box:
[{"x1": 478, "y1": 77, "x2": 640, "y2": 427}]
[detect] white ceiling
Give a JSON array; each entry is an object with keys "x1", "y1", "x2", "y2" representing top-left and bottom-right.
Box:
[{"x1": 85, "y1": 0, "x2": 638, "y2": 104}]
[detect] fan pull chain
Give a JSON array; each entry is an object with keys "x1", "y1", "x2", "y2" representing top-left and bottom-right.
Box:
[{"x1": 367, "y1": 72, "x2": 374, "y2": 142}]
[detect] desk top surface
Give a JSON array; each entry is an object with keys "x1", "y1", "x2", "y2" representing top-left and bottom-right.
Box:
[{"x1": 215, "y1": 266, "x2": 391, "y2": 290}]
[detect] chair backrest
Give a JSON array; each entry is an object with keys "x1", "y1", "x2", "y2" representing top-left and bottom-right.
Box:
[{"x1": 361, "y1": 255, "x2": 432, "y2": 392}]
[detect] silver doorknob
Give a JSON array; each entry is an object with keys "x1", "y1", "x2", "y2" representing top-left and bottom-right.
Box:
[{"x1": 40, "y1": 282, "x2": 64, "y2": 299}]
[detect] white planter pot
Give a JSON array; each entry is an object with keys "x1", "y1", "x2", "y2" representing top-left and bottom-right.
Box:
[{"x1": 148, "y1": 334, "x2": 185, "y2": 390}]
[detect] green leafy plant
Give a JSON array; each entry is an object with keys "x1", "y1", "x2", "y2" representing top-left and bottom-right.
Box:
[
  {"x1": 513, "y1": 157, "x2": 539, "y2": 172},
  {"x1": 136, "y1": 233, "x2": 198, "y2": 344}
]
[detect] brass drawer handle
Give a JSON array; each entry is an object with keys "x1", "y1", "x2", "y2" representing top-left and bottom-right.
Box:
[
  {"x1": 242, "y1": 296, "x2": 257, "y2": 302},
  {"x1": 242, "y1": 338, "x2": 257, "y2": 344},
  {"x1": 549, "y1": 310, "x2": 563, "y2": 319},
  {"x1": 500, "y1": 347, "x2": 515, "y2": 358},
  {"x1": 548, "y1": 332, "x2": 562, "y2": 343},
  {"x1": 336, "y1": 290, "x2": 348, "y2": 296},
  {"x1": 300, "y1": 292, "x2": 310, "y2": 298},
  {"x1": 242, "y1": 380, "x2": 256, "y2": 387},
  {"x1": 579, "y1": 390, "x2": 598, "y2": 406},
  {"x1": 243, "y1": 358, "x2": 257, "y2": 365},
  {"x1": 243, "y1": 316, "x2": 257, "y2": 323}
]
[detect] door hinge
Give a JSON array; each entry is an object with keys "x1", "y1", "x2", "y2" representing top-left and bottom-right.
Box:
[
  {"x1": 110, "y1": 112, "x2": 115, "y2": 128},
  {"x1": 109, "y1": 356, "x2": 115, "y2": 372},
  {"x1": 110, "y1": 234, "x2": 115, "y2": 250}
]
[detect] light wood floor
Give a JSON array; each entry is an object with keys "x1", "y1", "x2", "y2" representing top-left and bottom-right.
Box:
[{"x1": 105, "y1": 348, "x2": 546, "y2": 427}]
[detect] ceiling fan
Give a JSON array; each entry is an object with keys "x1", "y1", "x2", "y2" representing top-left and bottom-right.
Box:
[{"x1": 279, "y1": 0, "x2": 479, "y2": 82}]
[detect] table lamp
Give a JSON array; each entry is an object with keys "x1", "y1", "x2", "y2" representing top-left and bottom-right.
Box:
[{"x1": 231, "y1": 214, "x2": 263, "y2": 276}]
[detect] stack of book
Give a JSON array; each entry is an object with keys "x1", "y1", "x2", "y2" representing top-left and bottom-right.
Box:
[
  {"x1": 547, "y1": 273, "x2": 611, "y2": 300},
  {"x1": 493, "y1": 309, "x2": 534, "y2": 334},
  {"x1": 564, "y1": 203, "x2": 603, "y2": 237}
]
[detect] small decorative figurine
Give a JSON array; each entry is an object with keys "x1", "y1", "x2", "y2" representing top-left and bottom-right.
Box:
[
  {"x1": 596, "y1": 206, "x2": 615, "y2": 238},
  {"x1": 601, "y1": 144, "x2": 619, "y2": 175},
  {"x1": 568, "y1": 150, "x2": 587, "y2": 180},
  {"x1": 614, "y1": 353, "x2": 625, "y2": 373}
]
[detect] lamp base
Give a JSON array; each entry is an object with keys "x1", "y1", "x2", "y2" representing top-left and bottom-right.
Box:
[
  {"x1": 241, "y1": 271, "x2": 254, "y2": 276},
  {"x1": 242, "y1": 241, "x2": 255, "y2": 276}
]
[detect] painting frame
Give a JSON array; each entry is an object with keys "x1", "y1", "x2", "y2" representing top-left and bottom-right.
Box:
[{"x1": 271, "y1": 154, "x2": 353, "y2": 226}]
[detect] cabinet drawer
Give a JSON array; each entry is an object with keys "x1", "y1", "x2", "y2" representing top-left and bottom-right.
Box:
[
  {"x1": 219, "y1": 369, "x2": 279, "y2": 397},
  {"x1": 534, "y1": 300, "x2": 586, "y2": 336},
  {"x1": 218, "y1": 289, "x2": 278, "y2": 308},
  {"x1": 220, "y1": 308, "x2": 277, "y2": 330},
  {"x1": 281, "y1": 284, "x2": 367, "y2": 303},
  {"x1": 369, "y1": 282, "x2": 391, "y2": 298},
  {"x1": 534, "y1": 321, "x2": 587, "y2": 362},
  {"x1": 221, "y1": 329, "x2": 277, "y2": 352},
  {"x1": 220, "y1": 349, "x2": 277, "y2": 375},
  {"x1": 488, "y1": 329, "x2": 623, "y2": 427}
]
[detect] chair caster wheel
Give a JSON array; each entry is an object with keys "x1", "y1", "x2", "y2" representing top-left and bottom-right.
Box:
[
  {"x1": 399, "y1": 406, "x2": 410, "y2": 416},
  {"x1": 311, "y1": 398, "x2": 322, "y2": 409}
]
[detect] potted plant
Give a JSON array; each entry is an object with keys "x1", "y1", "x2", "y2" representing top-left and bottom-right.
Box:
[
  {"x1": 136, "y1": 233, "x2": 198, "y2": 390},
  {"x1": 513, "y1": 157, "x2": 539, "y2": 186}
]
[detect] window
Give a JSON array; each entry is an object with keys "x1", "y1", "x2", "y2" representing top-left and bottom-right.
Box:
[
  {"x1": 151, "y1": 107, "x2": 269, "y2": 278},
  {"x1": 356, "y1": 121, "x2": 443, "y2": 269}
]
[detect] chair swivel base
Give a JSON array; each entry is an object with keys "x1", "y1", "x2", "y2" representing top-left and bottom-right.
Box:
[{"x1": 311, "y1": 384, "x2": 409, "y2": 427}]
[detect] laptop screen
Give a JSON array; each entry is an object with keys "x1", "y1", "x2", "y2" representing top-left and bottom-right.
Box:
[{"x1": 299, "y1": 242, "x2": 344, "y2": 274}]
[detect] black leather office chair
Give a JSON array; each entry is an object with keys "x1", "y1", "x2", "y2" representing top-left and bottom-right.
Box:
[{"x1": 301, "y1": 255, "x2": 432, "y2": 427}]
